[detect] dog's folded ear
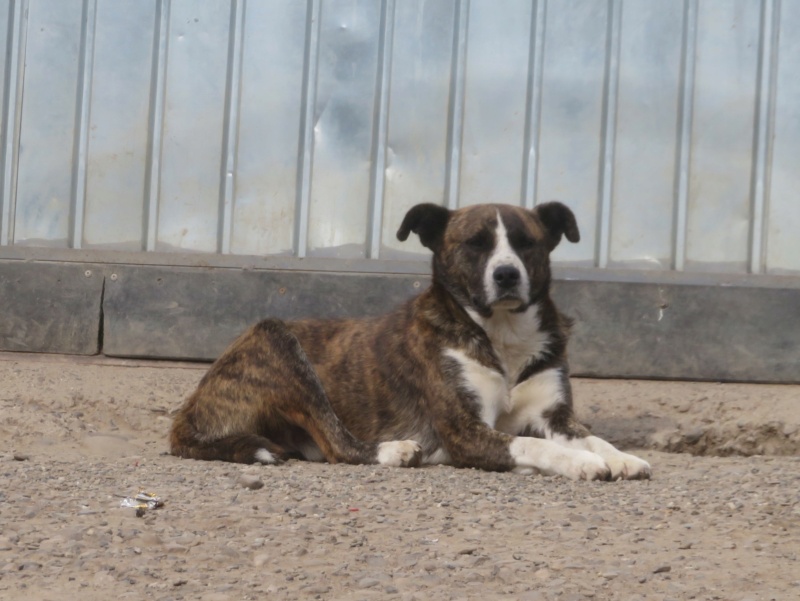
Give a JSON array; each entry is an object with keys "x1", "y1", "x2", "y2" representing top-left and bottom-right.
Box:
[
  {"x1": 397, "y1": 203, "x2": 450, "y2": 251},
  {"x1": 533, "y1": 201, "x2": 580, "y2": 250}
]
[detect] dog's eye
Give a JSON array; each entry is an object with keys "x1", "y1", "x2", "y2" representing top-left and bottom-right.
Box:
[
  {"x1": 511, "y1": 234, "x2": 536, "y2": 250},
  {"x1": 465, "y1": 232, "x2": 492, "y2": 251}
]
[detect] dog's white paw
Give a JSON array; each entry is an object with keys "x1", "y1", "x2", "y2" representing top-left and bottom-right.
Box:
[
  {"x1": 604, "y1": 452, "x2": 651, "y2": 480},
  {"x1": 377, "y1": 440, "x2": 422, "y2": 467},
  {"x1": 510, "y1": 438, "x2": 611, "y2": 481},
  {"x1": 557, "y1": 449, "x2": 612, "y2": 481},
  {"x1": 254, "y1": 448, "x2": 279, "y2": 465},
  {"x1": 571, "y1": 436, "x2": 652, "y2": 481}
]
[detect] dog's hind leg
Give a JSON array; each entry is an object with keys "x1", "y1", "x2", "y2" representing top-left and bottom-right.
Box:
[
  {"x1": 169, "y1": 426, "x2": 287, "y2": 465},
  {"x1": 170, "y1": 319, "x2": 421, "y2": 467},
  {"x1": 251, "y1": 320, "x2": 422, "y2": 467}
]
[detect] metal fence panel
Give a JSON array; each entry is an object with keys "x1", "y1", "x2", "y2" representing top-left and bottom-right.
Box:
[
  {"x1": 14, "y1": 0, "x2": 83, "y2": 247},
  {"x1": 768, "y1": 0, "x2": 800, "y2": 274},
  {"x1": 685, "y1": 0, "x2": 760, "y2": 273},
  {"x1": 458, "y1": 0, "x2": 532, "y2": 208},
  {"x1": 156, "y1": 0, "x2": 232, "y2": 253},
  {"x1": 1, "y1": 0, "x2": 799, "y2": 276},
  {"x1": 0, "y1": 3, "x2": 10, "y2": 153},
  {"x1": 379, "y1": 0, "x2": 455, "y2": 258},
  {"x1": 230, "y1": 0, "x2": 307, "y2": 257},
  {"x1": 306, "y1": 0, "x2": 382, "y2": 259},
  {"x1": 609, "y1": 0, "x2": 683, "y2": 270},
  {"x1": 0, "y1": 0, "x2": 21, "y2": 248},
  {"x1": 536, "y1": 0, "x2": 609, "y2": 266},
  {"x1": 83, "y1": 0, "x2": 156, "y2": 250}
]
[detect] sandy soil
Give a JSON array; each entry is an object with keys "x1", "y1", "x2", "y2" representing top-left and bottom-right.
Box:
[{"x1": 1, "y1": 352, "x2": 799, "y2": 601}]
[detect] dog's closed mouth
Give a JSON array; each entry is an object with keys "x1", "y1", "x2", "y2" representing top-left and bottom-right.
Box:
[{"x1": 493, "y1": 295, "x2": 525, "y2": 308}]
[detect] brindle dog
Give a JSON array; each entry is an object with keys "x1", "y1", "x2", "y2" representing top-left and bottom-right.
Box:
[{"x1": 170, "y1": 202, "x2": 651, "y2": 481}]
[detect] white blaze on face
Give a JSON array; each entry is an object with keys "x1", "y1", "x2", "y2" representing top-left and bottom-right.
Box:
[{"x1": 483, "y1": 211, "x2": 530, "y2": 306}]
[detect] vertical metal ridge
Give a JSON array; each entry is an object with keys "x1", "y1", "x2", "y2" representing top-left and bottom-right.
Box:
[
  {"x1": 295, "y1": 0, "x2": 321, "y2": 259},
  {"x1": 367, "y1": 0, "x2": 395, "y2": 259},
  {"x1": 596, "y1": 0, "x2": 621, "y2": 268},
  {"x1": 444, "y1": 0, "x2": 469, "y2": 210},
  {"x1": 749, "y1": 0, "x2": 780, "y2": 275},
  {"x1": 70, "y1": 0, "x2": 98, "y2": 250},
  {"x1": 1, "y1": 0, "x2": 28, "y2": 247},
  {"x1": 522, "y1": 0, "x2": 546, "y2": 209},
  {"x1": 143, "y1": 0, "x2": 171, "y2": 252},
  {"x1": 218, "y1": 0, "x2": 245, "y2": 255},
  {"x1": 672, "y1": 0, "x2": 697, "y2": 272},
  {"x1": 0, "y1": 0, "x2": 14, "y2": 247}
]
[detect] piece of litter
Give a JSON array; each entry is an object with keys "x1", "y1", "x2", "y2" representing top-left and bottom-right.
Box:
[{"x1": 120, "y1": 490, "x2": 164, "y2": 511}]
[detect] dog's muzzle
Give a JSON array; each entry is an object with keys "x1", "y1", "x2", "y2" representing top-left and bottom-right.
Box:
[{"x1": 491, "y1": 265, "x2": 526, "y2": 307}]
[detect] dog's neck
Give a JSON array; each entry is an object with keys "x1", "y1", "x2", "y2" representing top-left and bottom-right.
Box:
[
  {"x1": 467, "y1": 302, "x2": 554, "y2": 383},
  {"x1": 420, "y1": 281, "x2": 561, "y2": 383}
]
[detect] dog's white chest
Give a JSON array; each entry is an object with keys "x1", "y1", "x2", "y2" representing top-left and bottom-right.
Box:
[
  {"x1": 472, "y1": 304, "x2": 551, "y2": 383},
  {"x1": 444, "y1": 348, "x2": 508, "y2": 427}
]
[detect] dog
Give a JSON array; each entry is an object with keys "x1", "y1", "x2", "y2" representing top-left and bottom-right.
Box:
[{"x1": 170, "y1": 202, "x2": 651, "y2": 481}]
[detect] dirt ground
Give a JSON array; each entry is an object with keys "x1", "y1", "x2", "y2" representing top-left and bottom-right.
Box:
[{"x1": 1, "y1": 352, "x2": 799, "y2": 601}]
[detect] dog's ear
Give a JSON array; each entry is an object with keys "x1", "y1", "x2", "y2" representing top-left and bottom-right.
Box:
[
  {"x1": 533, "y1": 201, "x2": 580, "y2": 250},
  {"x1": 397, "y1": 203, "x2": 451, "y2": 251}
]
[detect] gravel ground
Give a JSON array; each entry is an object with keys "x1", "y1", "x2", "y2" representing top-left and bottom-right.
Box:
[{"x1": 1, "y1": 353, "x2": 799, "y2": 601}]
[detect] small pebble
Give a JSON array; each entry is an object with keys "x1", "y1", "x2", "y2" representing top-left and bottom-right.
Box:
[
  {"x1": 238, "y1": 475, "x2": 265, "y2": 490},
  {"x1": 358, "y1": 577, "x2": 380, "y2": 588}
]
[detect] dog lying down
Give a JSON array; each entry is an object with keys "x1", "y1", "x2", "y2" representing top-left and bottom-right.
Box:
[{"x1": 170, "y1": 202, "x2": 651, "y2": 481}]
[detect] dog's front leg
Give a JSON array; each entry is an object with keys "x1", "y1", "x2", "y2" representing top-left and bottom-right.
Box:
[
  {"x1": 435, "y1": 415, "x2": 611, "y2": 480},
  {"x1": 496, "y1": 367, "x2": 651, "y2": 480},
  {"x1": 439, "y1": 350, "x2": 614, "y2": 479},
  {"x1": 427, "y1": 390, "x2": 609, "y2": 480},
  {"x1": 541, "y1": 371, "x2": 651, "y2": 480}
]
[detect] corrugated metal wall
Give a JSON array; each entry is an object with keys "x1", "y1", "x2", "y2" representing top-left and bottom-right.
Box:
[{"x1": 1, "y1": 0, "x2": 799, "y2": 275}]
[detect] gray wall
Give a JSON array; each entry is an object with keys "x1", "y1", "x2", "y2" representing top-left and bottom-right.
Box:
[{"x1": 1, "y1": 0, "x2": 798, "y2": 381}]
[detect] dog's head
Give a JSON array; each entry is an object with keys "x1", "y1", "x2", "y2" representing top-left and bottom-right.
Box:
[{"x1": 397, "y1": 202, "x2": 579, "y2": 318}]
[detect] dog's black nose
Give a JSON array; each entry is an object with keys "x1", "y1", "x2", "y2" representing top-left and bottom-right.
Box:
[{"x1": 493, "y1": 265, "x2": 521, "y2": 289}]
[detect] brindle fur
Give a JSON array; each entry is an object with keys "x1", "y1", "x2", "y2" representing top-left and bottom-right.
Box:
[{"x1": 170, "y1": 202, "x2": 598, "y2": 472}]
